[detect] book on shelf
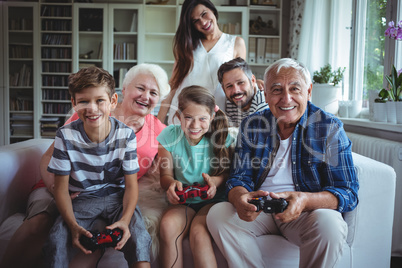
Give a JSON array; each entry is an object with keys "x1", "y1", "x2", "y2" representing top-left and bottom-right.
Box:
[
  {"x1": 219, "y1": 22, "x2": 241, "y2": 35},
  {"x1": 79, "y1": 63, "x2": 96, "y2": 69},
  {"x1": 10, "y1": 95, "x2": 33, "y2": 111},
  {"x1": 9, "y1": 44, "x2": 33, "y2": 59},
  {"x1": 40, "y1": 117, "x2": 61, "y2": 137},
  {"x1": 272, "y1": 39, "x2": 280, "y2": 60},
  {"x1": 130, "y1": 13, "x2": 137, "y2": 32},
  {"x1": 127, "y1": 43, "x2": 135, "y2": 60},
  {"x1": 119, "y1": 68, "x2": 128, "y2": 89},
  {"x1": 249, "y1": 37, "x2": 256, "y2": 63},
  {"x1": 257, "y1": 38, "x2": 266, "y2": 64},
  {"x1": 10, "y1": 117, "x2": 33, "y2": 136},
  {"x1": 114, "y1": 43, "x2": 135, "y2": 60},
  {"x1": 265, "y1": 38, "x2": 273, "y2": 64},
  {"x1": 9, "y1": 64, "x2": 32, "y2": 87},
  {"x1": 40, "y1": 117, "x2": 61, "y2": 123},
  {"x1": 41, "y1": 6, "x2": 47, "y2": 17},
  {"x1": 10, "y1": 114, "x2": 33, "y2": 121},
  {"x1": 97, "y1": 42, "x2": 103, "y2": 59},
  {"x1": 10, "y1": 121, "x2": 34, "y2": 128},
  {"x1": 11, "y1": 126, "x2": 33, "y2": 136}
]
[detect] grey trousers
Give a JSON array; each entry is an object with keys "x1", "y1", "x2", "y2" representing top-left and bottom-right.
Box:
[
  {"x1": 207, "y1": 201, "x2": 347, "y2": 268},
  {"x1": 44, "y1": 192, "x2": 151, "y2": 268}
]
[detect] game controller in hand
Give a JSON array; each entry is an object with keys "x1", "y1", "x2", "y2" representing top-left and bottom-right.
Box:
[
  {"x1": 248, "y1": 197, "x2": 288, "y2": 213},
  {"x1": 80, "y1": 228, "x2": 123, "y2": 252},
  {"x1": 175, "y1": 182, "x2": 209, "y2": 204}
]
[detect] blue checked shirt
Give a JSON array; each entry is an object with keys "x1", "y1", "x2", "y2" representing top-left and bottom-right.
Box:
[{"x1": 227, "y1": 102, "x2": 359, "y2": 213}]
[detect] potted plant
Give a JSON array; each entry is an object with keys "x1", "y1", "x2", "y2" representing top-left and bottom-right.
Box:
[
  {"x1": 311, "y1": 64, "x2": 346, "y2": 115},
  {"x1": 382, "y1": 20, "x2": 402, "y2": 123},
  {"x1": 373, "y1": 92, "x2": 388, "y2": 123},
  {"x1": 378, "y1": 65, "x2": 402, "y2": 123}
]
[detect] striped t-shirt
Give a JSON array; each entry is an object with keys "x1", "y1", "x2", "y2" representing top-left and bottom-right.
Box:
[
  {"x1": 48, "y1": 117, "x2": 139, "y2": 197},
  {"x1": 225, "y1": 89, "x2": 268, "y2": 127}
]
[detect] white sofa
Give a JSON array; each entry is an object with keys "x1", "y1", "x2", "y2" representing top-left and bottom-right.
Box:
[{"x1": 0, "y1": 138, "x2": 397, "y2": 267}]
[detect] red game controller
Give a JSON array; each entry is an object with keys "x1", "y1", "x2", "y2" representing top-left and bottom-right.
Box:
[{"x1": 175, "y1": 182, "x2": 209, "y2": 204}]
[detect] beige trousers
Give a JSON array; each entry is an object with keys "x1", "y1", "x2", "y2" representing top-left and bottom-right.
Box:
[{"x1": 207, "y1": 202, "x2": 348, "y2": 268}]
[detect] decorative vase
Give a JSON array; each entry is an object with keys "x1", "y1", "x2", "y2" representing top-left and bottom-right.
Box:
[
  {"x1": 368, "y1": 90, "x2": 379, "y2": 121},
  {"x1": 373, "y1": 102, "x2": 387, "y2": 122},
  {"x1": 338, "y1": 101, "x2": 350, "y2": 118},
  {"x1": 348, "y1": 100, "x2": 362, "y2": 118},
  {"x1": 395, "y1": 102, "x2": 402, "y2": 124},
  {"x1": 311, "y1": 84, "x2": 341, "y2": 115},
  {"x1": 386, "y1": 101, "x2": 397, "y2": 124}
]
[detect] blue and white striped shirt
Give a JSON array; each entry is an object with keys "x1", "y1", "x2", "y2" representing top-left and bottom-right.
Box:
[
  {"x1": 227, "y1": 102, "x2": 359, "y2": 213},
  {"x1": 225, "y1": 89, "x2": 268, "y2": 127},
  {"x1": 48, "y1": 117, "x2": 139, "y2": 197}
]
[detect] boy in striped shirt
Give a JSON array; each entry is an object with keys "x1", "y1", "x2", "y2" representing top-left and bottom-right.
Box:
[{"x1": 45, "y1": 67, "x2": 151, "y2": 268}]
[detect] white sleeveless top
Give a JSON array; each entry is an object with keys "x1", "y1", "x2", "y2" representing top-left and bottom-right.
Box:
[{"x1": 168, "y1": 33, "x2": 236, "y2": 124}]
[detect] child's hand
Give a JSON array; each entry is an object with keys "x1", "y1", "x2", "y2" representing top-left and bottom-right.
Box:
[
  {"x1": 166, "y1": 180, "x2": 183, "y2": 204},
  {"x1": 71, "y1": 225, "x2": 93, "y2": 255},
  {"x1": 69, "y1": 191, "x2": 81, "y2": 200},
  {"x1": 202, "y1": 173, "x2": 217, "y2": 199},
  {"x1": 107, "y1": 221, "x2": 131, "y2": 250}
]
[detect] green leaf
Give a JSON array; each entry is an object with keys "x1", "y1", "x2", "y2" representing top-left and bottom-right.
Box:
[{"x1": 378, "y1": 88, "x2": 389, "y2": 100}]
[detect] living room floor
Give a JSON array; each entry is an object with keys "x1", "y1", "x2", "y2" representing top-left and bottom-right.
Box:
[{"x1": 391, "y1": 256, "x2": 402, "y2": 268}]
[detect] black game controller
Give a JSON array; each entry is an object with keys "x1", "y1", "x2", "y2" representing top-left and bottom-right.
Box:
[
  {"x1": 80, "y1": 228, "x2": 123, "y2": 252},
  {"x1": 248, "y1": 197, "x2": 288, "y2": 213}
]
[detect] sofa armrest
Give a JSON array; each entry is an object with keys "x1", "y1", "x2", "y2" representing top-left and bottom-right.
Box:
[
  {"x1": 343, "y1": 153, "x2": 396, "y2": 266},
  {"x1": 0, "y1": 139, "x2": 54, "y2": 225}
]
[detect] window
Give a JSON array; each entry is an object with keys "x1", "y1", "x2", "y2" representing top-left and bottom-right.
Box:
[
  {"x1": 350, "y1": 0, "x2": 402, "y2": 109},
  {"x1": 297, "y1": 0, "x2": 401, "y2": 117}
]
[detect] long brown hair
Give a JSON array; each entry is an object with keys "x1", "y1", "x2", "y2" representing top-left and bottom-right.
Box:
[
  {"x1": 177, "y1": 86, "x2": 229, "y2": 176},
  {"x1": 170, "y1": 0, "x2": 219, "y2": 91}
]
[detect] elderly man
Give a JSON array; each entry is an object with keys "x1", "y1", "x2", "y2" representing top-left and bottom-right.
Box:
[
  {"x1": 217, "y1": 57, "x2": 268, "y2": 127},
  {"x1": 207, "y1": 58, "x2": 359, "y2": 267}
]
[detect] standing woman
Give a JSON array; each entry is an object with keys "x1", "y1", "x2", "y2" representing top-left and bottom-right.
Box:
[{"x1": 158, "y1": 0, "x2": 246, "y2": 124}]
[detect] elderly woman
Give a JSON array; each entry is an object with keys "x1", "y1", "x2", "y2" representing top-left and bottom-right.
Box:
[{"x1": 0, "y1": 64, "x2": 170, "y2": 268}]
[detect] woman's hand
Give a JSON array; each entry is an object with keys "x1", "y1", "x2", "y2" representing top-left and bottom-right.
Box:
[{"x1": 256, "y1": 79, "x2": 264, "y2": 91}]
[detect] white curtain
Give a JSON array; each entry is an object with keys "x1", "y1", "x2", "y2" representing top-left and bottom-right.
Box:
[{"x1": 297, "y1": 0, "x2": 352, "y2": 75}]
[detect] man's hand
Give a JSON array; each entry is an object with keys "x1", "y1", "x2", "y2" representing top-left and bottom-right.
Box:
[
  {"x1": 229, "y1": 187, "x2": 269, "y2": 222},
  {"x1": 271, "y1": 191, "x2": 338, "y2": 223},
  {"x1": 107, "y1": 221, "x2": 130, "y2": 251},
  {"x1": 269, "y1": 191, "x2": 308, "y2": 223}
]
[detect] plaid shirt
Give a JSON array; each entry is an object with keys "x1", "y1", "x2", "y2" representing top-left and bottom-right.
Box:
[{"x1": 227, "y1": 102, "x2": 359, "y2": 213}]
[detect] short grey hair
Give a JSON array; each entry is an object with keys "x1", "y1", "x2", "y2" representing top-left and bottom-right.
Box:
[
  {"x1": 122, "y1": 63, "x2": 171, "y2": 100},
  {"x1": 264, "y1": 58, "x2": 312, "y2": 87}
]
